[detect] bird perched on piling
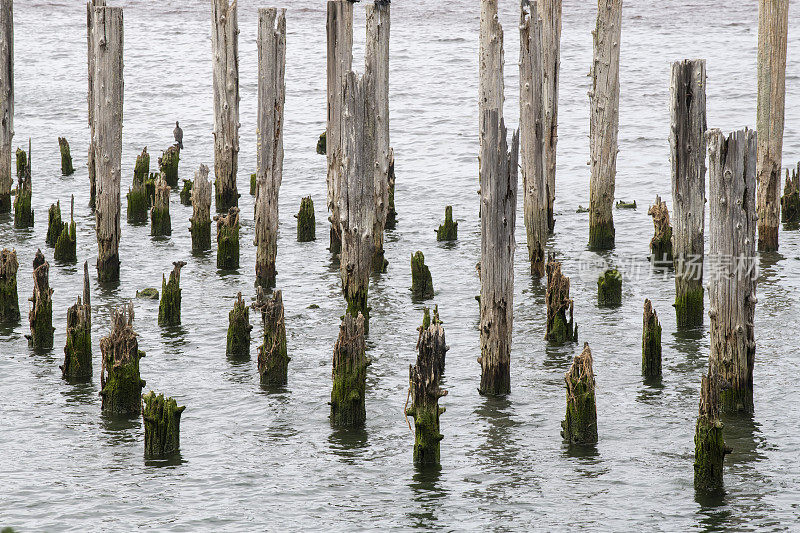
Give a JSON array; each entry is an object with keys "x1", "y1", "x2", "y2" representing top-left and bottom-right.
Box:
[{"x1": 174, "y1": 121, "x2": 184, "y2": 150}]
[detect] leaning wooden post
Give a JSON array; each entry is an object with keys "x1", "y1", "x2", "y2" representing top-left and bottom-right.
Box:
[
  {"x1": 211, "y1": 0, "x2": 240, "y2": 212},
  {"x1": 256, "y1": 287, "x2": 289, "y2": 385},
  {"x1": 331, "y1": 312, "x2": 368, "y2": 427},
  {"x1": 29, "y1": 250, "x2": 54, "y2": 349},
  {"x1": 100, "y1": 303, "x2": 145, "y2": 416},
  {"x1": 561, "y1": 342, "x2": 598, "y2": 445},
  {"x1": 61, "y1": 262, "x2": 92, "y2": 381},
  {"x1": 190, "y1": 163, "x2": 212, "y2": 252},
  {"x1": 326, "y1": 0, "x2": 354, "y2": 254},
  {"x1": 0, "y1": 0, "x2": 12, "y2": 213},
  {"x1": 647, "y1": 195, "x2": 672, "y2": 262},
  {"x1": 142, "y1": 391, "x2": 185, "y2": 459},
  {"x1": 58, "y1": 137, "x2": 75, "y2": 176},
  {"x1": 545, "y1": 253, "x2": 577, "y2": 344},
  {"x1": 226, "y1": 292, "x2": 251, "y2": 358},
  {"x1": 588, "y1": 0, "x2": 621, "y2": 250},
  {"x1": 0, "y1": 248, "x2": 19, "y2": 322},
  {"x1": 87, "y1": 0, "x2": 106, "y2": 209},
  {"x1": 693, "y1": 370, "x2": 728, "y2": 492},
  {"x1": 756, "y1": 0, "x2": 789, "y2": 251},
  {"x1": 519, "y1": 2, "x2": 547, "y2": 277},
  {"x1": 215, "y1": 206, "x2": 240, "y2": 269},
  {"x1": 255, "y1": 8, "x2": 286, "y2": 289},
  {"x1": 536, "y1": 0, "x2": 561, "y2": 233},
  {"x1": 158, "y1": 261, "x2": 185, "y2": 327},
  {"x1": 93, "y1": 5, "x2": 123, "y2": 282},
  {"x1": 670, "y1": 59, "x2": 707, "y2": 327},
  {"x1": 410, "y1": 251, "x2": 434, "y2": 300},
  {"x1": 642, "y1": 299, "x2": 661, "y2": 378},
  {"x1": 707, "y1": 128, "x2": 758, "y2": 413}
]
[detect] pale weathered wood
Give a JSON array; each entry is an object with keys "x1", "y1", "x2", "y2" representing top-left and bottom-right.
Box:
[
  {"x1": 479, "y1": 0, "x2": 504, "y2": 125},
  {"x1": 87, "y1": 0, "x2": 106, "y2": 209},
  {"x1": 211, "y1": 0, "x2": 240, "y2": 212},
  {"x1": 326, "y1": 0, "x2": 353, "y2": 253},
  {"x1": 756, "y1": 0, "x2": 789, "y2": 251},
  {"x1": 707, "y1": 128, "x2": 758, "y2": 413},
  {"x1": 0, "y1": 0, "x2": 12, "y2": 213},
  {"x1": 588, "y1": 0, "x2": 621, "y2": 250},
  {"x1": 520, "y1": 2, "x2": 546, "y2": 277},
  {"x1": 255, "y1": 8, "x2": 286, "y2": 289},
  {"x1": 190, "y1": 163, "x2": 212, "y2": 252},
  {"x1": 536, "y1": 0, "x2": 561, "y2": 233},
  {"x1": 670, "y1": 59, "x2": 707, "y2": 327},
  {"x1": 93, "y1": 6, "x2": 123, "y2": 282}
]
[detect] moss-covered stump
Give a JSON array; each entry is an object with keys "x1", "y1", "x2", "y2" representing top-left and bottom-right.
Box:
[
  {"x1": 100, "y1": 304, "x2": 146, "y2": 416},
  {"x1": 561, "y1": 343, "x2": 598, "y2": 445},
  {"x1": 145, "y1": 173, "x2": 157, "y2": 208},
  {"x1": 316, "y1": 131, "x2": 326, "y2": 155},
  {"x1": 588, "y1": 219, "x2": 614, "y2": 250},
  {"x1": 142, "y1": 391, "x2": 185, "y2": 458},
  {"x1": 642, "y1": 299, "x2": 662, "y2": 378},
  {"x1": 385, "y1": 150, "x2": 397, "y2": 230},
  {"x1": 28, "y1": 250, "x2": 54, "y2": 349},
  {"x1": 329, "y1": 225, "x2": 341, "y2": 255},
  {"x1": 331, "y1": 312, "x2": 368, "y2": 427},
  {"x1": 436, "y1": 205, "x2": 458, "y2": 241},
  {"x1": 136, "y1": 288, "x2": 159, "y2": 299},
  {"x1": 150, "y1": 176, "x2": 172, "y2": 237},
  {"x1": 410, "y1": 251, "x2": 434, "y2": 300},
  {"x1": 597, "y1": 269, "x2": 622, "y2": 307},
  {"x1": 249, "y1": 172, "x2": 256, "y2": 196},
  {"x1": 58, "y1": 137, "x2": 75, "y2": 176},
  {"x1": 158, "y1": 261, "x2": 185, "y2": 327},
  {"x1": 0, "y1": 248, "x2": 20, "y2": 323},
  {"x1": 615, "y1": 200, "x2": 636, "y2": 209},
  {"x1": 648, "y1": 195, "x2": 673, "y2": 262},
  {"x1": 694, "y1": 372, "x2": 728, "y2": 492},
  {"x1": 256, "y1": 288, "x2": 289, "y2": 385},
  {"x1": 54, "y1": 196, "x2": 77, "y2": 262},
  {"x1": 545, "y1": 253, "x2": 578, "y2": 344},
  {"x1": 226, "y1": 292, "x2": 252, "y2": 358},
  {"x1": 158, "y1": 145, "x2": 180, "y2": 188},
  {"x1": 180, "y1": 179, "x2": 193, "y2": 206},
  {"x1": 13, "y1": 143, "x2": 33, "y2": 229},
  {"x1": 128, "y1": 150, "x2": 150, "y2": 224},
  {"x1": 406, "y1": 308, "x2": 449, "y2": 465},
  {"x1": 61, "y1": 263, "x2": 92, "y2": 381},
  {"x1": 0, "y1": 190, "x2": 9, "y2": 213},
  {"x1": 296, "y1": 196, "x2": 315, "y2": 242},
  {"x1": 780, "y1": 163, "x2": 799, "y2": 224},
  {"x1": 190, "y1": 164, "x2": 213, "y2": 253},
  {"x1": 675, "y1": 288, "x2": 704, "y2": 328},
  {"x1": 215, "y1": 207, "x2": 240, "y2": 269},
  {"x1": 46, "y1": 201, "x2": 63, "y2": 246}
]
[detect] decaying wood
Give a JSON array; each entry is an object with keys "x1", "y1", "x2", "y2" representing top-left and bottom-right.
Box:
[
  {"x1": 226, "y1": 291, "x2": 251, "y2": 358},
  {"x1": 61, "y1": 262, "x2": 92, "y2": 381},
  {"x1": 86, "y1": 0, "x2": 106, "y2": 209},
  {"x1": 536, "y1": 0, "x2": 561, "y2": 233},
  {"x1": 642, "y1": 298, "x2": 661, "y2": 378},
  {"x1": 100, "y1": 303, "x2": 145, "y2": 415},
  {"x1": 190, "y1": 163, "x2": 212, "y2": 252},
  {"x1": 29, "y1": 249, "x2": 54, "y2": 349},
  {"x1": 158, "y1": 261, "x2": 185, "y2": 327},
  {"x1": 150, "y1": 173, "x2": 171, "y2": 236},
  {"x1": 142, "y1": 391, "x2": 185, "y2": 458},
  {"x1": 479, "y1": 0, "x2": 504, "y2": 129},
  {"x1": 215, "y1": 206, "x2": 240, "y2": 269},
  {"x1": 694, "y1": 370, "x2": 728, "y2": 492},
  {"x1": 0, "y1": 0, "x2": 13, "y2": 213},
  {"x1": 0, "y1": 247, "x2": 19, "y2": 322},
  {"x1": 545, "y1": 252, "x2": 577, "y2": 343},
  {"x1": 781, "y1": 162, "x2": 800, "y2": 223},
  {"x1": 256, "y1": 288, "x2": 289, "y2": 385},
  {"x1": 59, "y1": 137, "x2": 75, "y2": 176},
  {"x1": 330, "y1": 312, "x2": 368, "y2": 427},
  {"x1": 561, "y1": 342, "x2": 598, "y2": 445},
  {"x1": 647, "y1": 195, "x2": 672, "y2": 262}
]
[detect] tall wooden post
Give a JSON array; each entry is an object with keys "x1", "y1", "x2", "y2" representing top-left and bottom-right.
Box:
[
  {"x1": 479, "y1": 0, "x2": 504, "y2": 149},
  {"x1": 255, "y1": 8, "x2": 286, "y2": 289},
  {"x1": 520, "y1": 2, "x2": 546, "y2": 277},
  {"x1": 536, "y1": 0, "x2": 561, "y2": 233},
  {"x1": 707, "y1": 128, "x2": 758, "y2": 413},
  {"x1": 87, "y1": 0, "x2": 105, "y2": 210},
  {"x1": 0, "y1": 0, "x2": 12, "y2": 213},
  {"x1": 190, "y1": 163, "x2": 212, "y2": 252},
  {"x1": 670, "y1": 59, "x2": 707, "y2": 327},
  {"x1": 588, "y1": 0, "x2": 621, "y2": 250},
  {"x1": 326, "y1": 0, "x2": 353, "y2": 254},
  {"x1": 93, "y1": 6, "x2": 123, "y2": 282},
  {"x1": 756, "y1": 0, "x2": 789, "y2": 252},
  {"x1": 211, "y1": 0, "x2": 239, "y2": 212}
]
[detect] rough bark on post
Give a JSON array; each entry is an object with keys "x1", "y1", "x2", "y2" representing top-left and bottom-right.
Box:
[
  {"x1": 158, "y1": 261, "x2": 185, "y2": 327},
  {"x1": 647, "y1": 195, "x2": 672, "y2": 262},
  {"x1": 61, "y1": 262, "x2": 92, "y2": 381},
  {"x1": 545, "y1": 253, "x2": 577, "y2": 344},
  {"x1": 561, "y1": 342, "x2": 598, "y2": 445},
  {"x1": 436, "y1": 205, "x2": 457, "y2": 241},
  {"x1": 256, "y1": 287, "x2": 289, "y2": 386},
  {"x1": 296, "y1": 196, "x2": 315, "y2": 242},
  {"x1": 707, "y1": 128, "x2": 758, "y2": 413},
  {"x1": 478, "y1": 110, "x2": 518, "y2": 396},
  {"x1": 0, "y1": 0, "x2": 12, "y2": 213},
  {"x1": 410, "y1": 251, "x2": 434, "y2": 300},
  {"x1": 100, "y1": 303, "x2": 145, "y2": 416},
  {"x1": 13, "y1": 141, "x2": 32, "y2": 228},
  {"x1": 255, "y1": 8, "x2": 286, "y2": 289},
  {"x1": 330, "y1": 312, "x2": 367, "y2": 427},
  {"x1": 694, "y1": 370, "x2": 728, "y2": 492},
  {"x1": 520, "y1": 2, "x2": 547, "y2": 277},
  {"x1": 142, "y1": 391, "x2": 185, "y2": 458},
  {"x1": 0, "y1": 248, "x2": 19, "y2": 322},
  {"x1": 158, "y1": 145, "x2": 180, "y2": 188},
  {"x1": 54, "y1": 196, "x2": 77, "y2": 262},
  {"x1": 326, "y1": 0, "x2": 353, "y2": 254},
  {"x1": 781, "y1": 163, "x2": 799, "y2": 224},
  {"x1": 597, "y1": 268, "x2": 621, "y2": 306},
  {"x1": 127, "y1": 147, "x2": 149, "y2": 223},
  {"x1": 588, "y1": 0, "x2": 621, "y2": 250},
  {"x1": 150, "y1": 174, "x2": 171, "y2": 237},
  {"x1": 58, "y1": 137, "x2": 75, "y2": 176},
  {"x1": 536, "y1": 0, "x2": 561, "y2": 233},
  {"x1": 215, "y1": 206, "x2": 240, "y2": 269},
  {"x1": 29, "y1": 250, "x2": 54, "y2": 349},
  {"x1": 670, "y1": 59, "x2": 707, "y2": 327},
  {"x1": 93, "y1": 5, "x2": 123, "y2": 282},
  {"x1": 179, "y1": 180, "x2": 191, "y2": 206},
  {"x1": 190, "y1": 163, "x2": 212, "y2": 252},
  {"x1": 211, "y1": 0, "x2": 239, "y2": 212},
  {"x1": 226, "y1": 291, "x2": 251, "y2": 358},
  {"x1": 46, "y1": 201, "x2": 63, "y2": 246},
  {"x1": 642, "y1": 298, "x2": 661, "y2": 378},
  {"x1": 756, "y1": 0, "x2": 788, "y2": 252},
  {"x1": 406, "y1": 307, "x2": 448, "y2": 465},
  {"x1": 87, "y1": 0, "x2": 106, "y2": 209},
  {"x1": 479, "y1": 0, "x2": 504, "y2": 137}
]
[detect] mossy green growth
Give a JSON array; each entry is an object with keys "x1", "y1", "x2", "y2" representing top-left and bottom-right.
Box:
[
  {"x1": 136, "y1": 288, "x2": 159, "y2": 299},
  {"x1": 781, "y1": 164, "x2": 799, "y2": 224},
  {"x1": 651, "y1": 227, "x2": 673, "y2": 263},
  {"x1": 345, "y1": 286, "x2": 370, "y2": 334},
  {"x1": 61, "y1": 299, "x2": 92, "y2": 381},
  {"x1": 316, "y1": 131, "x2": 327, "y2": 155},
  {"x1": 250, "y1": 173, "x2": 257, "y2": 196},
  {"x1": 410, "y1": 251, "x2": 434, "y2": 300},
  {"x1": 615, "y1": 200, "x2": 636, "y2": 209},
  {"x1": 642, "y1": 300, "x2": 661, "y2": 378},
  {"x1": 588, "y1": 220, "x2": 614, "y2": 250},
  {"x1": 158, "y1": 262, "x2": 185, "y2": 327},
  {"x1": 216, "y1": 209, "x2": 240, "y2": 269},
  {"x1": 16, "y1": 146, "x2": 28, "y2": 179},
  {"x1": 597, "y1": 269, "x2": 622, "y2": 307},
  {"x1": 13, "y1": 186, "x2": 33, "y2": 228},
  {"x1": 127, "y1": 185, "x2": 149, "y2": 224},
  {"x1": 159, "y1": 145, "x2": 180, "y2": 188},
  {"x1": 0, "y1": 191, "x2": 10, "y2": 213},
  {"x1": 54, "y1": 219, "x2": 77, "y2": 262},
  {"x1": 386, "y1": 180, "x2": 397, "y2": 230},
  {"x1": 549, "y1": 312, "x2": 578, "y2": 344},
  {"x1": 694, "y1": 417, "x2": 726, "y2": 492},
  {"x1": 29, "y1": 253, "x2": 54, "y2": 350},
  {"x1": 46, "y1": 201, "x2": 63, "y2": 246},
  {"x1": 296, "y1": 196, "x2": 315, "y2": 242},
  {"x1": 100, "y1": 306, "x2": 146, "y2": 417},
  {"x1": 675, "y1": 288, "x2": 704, "y2": 328},
  {"x1": 180, "y1": 179, "x2": 193, "y2": 206},
  {"x1": 150, "y1": 205, "x2": 171, "y2": 236},
  {"x1": 142, "y1": 391, "x2": 185, "y2": 458},
  {"x1": 258, "y1": 290, "x2": 289, "y2": 385},
  {"x1": 331, "y1": 315, "x2": 368, "y2": 427},
  {"x1": 190, "y1": 219, "x2": 211, "y2": 253},
  {"x1": 0, "y1": 250, "x2": 20, "y2": 323},
  {"x1": 719, "y1": 386, "x2": 754, "y2": 414},
  {"x1": 226, "y1": 292, "x2": 251, "y2": 358},
  {"x1": 145, "y1": 173, "x2": 157, "y2": 208},
  {"x1": 58, "y1": 137, "x2": 75, "y2": 176},
  {"x1": 436, "y1": 205, "x2": 457, "y2": 241},
  {"x1": 561, "y1": 344, "x2": 598, "y2": 445}
]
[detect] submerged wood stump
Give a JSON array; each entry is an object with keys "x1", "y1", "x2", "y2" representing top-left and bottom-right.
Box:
[
  {"x1": 13, "y1": 141, "x2": 33, "y2": 228},
  {"x1": 46, "y1": 201, "x2": 63, "y2": 246},
  {"x1": 0, "y1": 248, "x2": 20, "y2": 322},
  {"x1": 331, "y1": 312, "x2": 368, "y2": 427},
  {"x1": 410, "y1": 251, "x2": 434, "y2": 300},
  {"x1": 58, "y1": 137, "x2": 75, "y2": 176},
  {"x1": 150, "y1": 174, "x2": 171, "y2": 237},
  {"x1": 296, "y1": 196, "x2": 315, "y2": 242},
  {"x1": 54, "y1": 196, "x2": 77, "y2": 262},
  {"x1": 545, "y1": 253, "x2": 577, "y2": 344},
  {"x1": 100, "y1": 304, "x2": 145, "y2": 416},
  {"x1": 256, "y1": 288, "x2": 289, "y2": 385},
  {"x1": 561, "y1": 342, "x2": 598, "y2": 445},
  {"x1": 61, "y1": 262, "x2": 92, "y2": 381},
  {"x1": 159, "y1": 145, "x2": 180, "y2": 188},
  {"x1": 436, "y1": 206, "x2": 457, "y2": 242},
  {"x1": 127, "y1": 147, "x2": 149, "y2": 223},
  {"x1": 407, "y1": 307, "x2": 448, "y2": 465},
  {"x1": 226, "y1": 292, "x2": 251, "y2": 358},
  {"x1": 0, "y1": 0, "x2": 12, "y2": 214},
  {"x1": 215, "y1": 206, "x2": 240, "y2": 269},
  {"x1": 647, "y1": 195, "x2": 673, "y2": 262},
  {"x1": 597, "y1": 269, "x2": 622, "y2": 307},
  {"x1": 780, "y1": 162, "x2": 799, "y2": 224},
  {"x1": 142, "y1": 391, "x2": 185, "y2": 458},
  {"x1": 29, "y1": 250, "x2": 54, "y2": 349},
  {"x1": 642, "y1": 299, "x2": 661, "y2": 378},
  {"x1": 190, "y1": 164, "x2": 212, "y2": 253},
  {"x1": 180, "y1": 179, "x2": 192, "y2": 206},
  {"x1": 694, "y1": 371, "x2": 728, "y2": 492},
  {"x1": 158, "y1": 261, "x2": 185, "y2": 326},
  {"x1": 316, "y1": 131, "x2": 326, "y2": 155}
]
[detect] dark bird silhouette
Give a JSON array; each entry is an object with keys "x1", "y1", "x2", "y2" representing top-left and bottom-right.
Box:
[{"x1": 174, "y1": 121, "x2": 184, "y2": 150}]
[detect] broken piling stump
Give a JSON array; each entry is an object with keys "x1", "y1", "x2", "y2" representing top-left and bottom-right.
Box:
[
  {"x1": 180, "y1": 179, "x2": 192, "y2": 206},
  {"x1": 29, "y1": 250, "x2": 54, "y2": 349},
  {"x1": 127, "y1": 147, "x2": 149, "y2": 223},
  {"x1": 0, "y1": 248, "x2": 20, "y2": 322},
  {"x1": 296, "y1": 196, "x2": 315, "y2": 242},
  {"x1": 13, "y1": 141, "x2": 33, "y2": 228},
  {"x1": 249, "y1": 173, "x2": 256, "y2": 196},
  {"x1": 54, "y1": 196, "x2": 77, "y2": 262},
  {"x1": 780, "y1": 163, "x2": 799, "y2": 224},
  {"x1": 316, "y1": 131, "x2": 326, "y2": 155},
  {"x1": 256, "y1": 288, "x2": 289, "y2": 386},
  {"x1": 385, "y1": 149, "x2": 397, "y2": 229},
  {"x1": 100, "y1": 303, "x2": 145, "y2": 416},
  {"x1": 150, "y1": 174, "x2": 171, "y2": 237},
  {"x1": 58, "y1": 137, "x2": 75, "y2": 176},
  {"x1": 61, "y1": 262, "x2": 92, "y2": 381},
  {"x1": 410, "y1": 251, "x2": 434, "y2": 300},
  {"x1": 330, "y1": 312, "x2": 368, "y2": 427},
  {"x1": 215, "y1": 206, "x2": 240, "y2": 269},
  {"x1": 226, "y1": 292, "x2": 251, "y2": 358},
  {"x1": 190, "y1": 164, "x2": 212, "y2": 253},
  {"x1": 158, "y1": 261, "x2": 185, "y2": 327},
  {"x1": 436, "y1": 206, "x2": 457, "y2": 242},
  {"x1": 545, "y1": 253, "x2": 577, "y2": 344},
  {"x1": 142, "y1": 391, "x2": 185, "y2": 459},
  {"x1": 597, "y1": 268, "x2": 622, "y2": 307},
  {"x1": 159, "y1": 145, "x2": 180, "y2": 188},
  {"x1": 642, "y1": 299, "x2": 661, "y2": 378},
  {"x1": 693, "y1": 371, "x2": 728, "y2": 492},
  {"x1": 46, "y1": 201, "x2": 63, "y2": 246},
  {"x1": 0, "y1": 0, "x2": 12, "y2": 214},
  {"x1": 561, "y1": 342, "x2": 598, "y2": 445},
  {"x1": 647, "y1": 195, "x2": 672, "y2": 262}
]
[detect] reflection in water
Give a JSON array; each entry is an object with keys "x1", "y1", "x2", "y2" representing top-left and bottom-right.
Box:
[
  {"x1": 670, "y1": 326, "x2": 705, "y2": 369},
  {"x1": 636, "y1": 376, "x2": 664, "y2": 405},
  {"x1": 144, "y1": 452, "x2": 186, "y2": 468},
  {"x1": 758, "y1": 251, "x2": 784, "y2": 288},
  {"x1": 101, "y1": 412, "x2": 141, "y2": 446},
  {"x1": 473, "y1": 396, "x2": 521, "y2": 477},
  {"x1": 723, "y1": 412, "x2": 766, "y2": 466},
  {"x1": 407, "y1": 464, "x2": 447, "y2": 529},
  {"x1": 160, "y1": 324, "x2": 188, "y2": 352},
  {"x1": 97, "y1": 278, "x2": 122, "y2": 299},
  {"x1": 328, "y1": 426, "x2": 369, "y2": 465},
  {"x1": 60, "y1": 380, "x2": 97, "y2": 405}
]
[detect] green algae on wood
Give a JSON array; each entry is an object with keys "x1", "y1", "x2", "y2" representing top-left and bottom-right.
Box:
[
  {"x1": 436, "y1": 205, "x2": 457, "y2": 241},
  {"x1": 136, "y1": 288, "x2": 159, "y2": 299},
  {"x1": 0, "y1": 248, "x2": 20, "y2": 323},
  {"x1": 675, "y1": 288, "x2": 704, "y2": 329},
  {"x1": 61, "y1": 262, "x2": 92, "y2": 381},
  {"x1": 385, "y1": 149, "x2": 397, "y2": 229},
  {"x1": 28, "y1": 250, "x2": 54, "y2": 349},
  {"x1": 180, "y1": 179, "x2": 193, "y2": 206},
  {"x1": 58, "y1": 137, "x2": 75, "y2": 176},
  {"x1": 100, "y1": 304, "x2": 146, "y2": 416},
  {"x1": 215, "y1": 206, "x2": 240, "y2": 269},
  {"x1": 158, "y1": 144, "x2": 180, "y2": 188},
  {"x1": 561, "y1": 342, "x2": 598, "y2": 445},
  {"x1": 780, "y1": 163, "x2": 799, "y2": 224},
  {"x1": 296, "y1": 196, "x2": 315, "y2": 242},
  {"x1": 13, "y1": 141, "x2": 33, "y2": 229},
  {"x1": 46, "y1": 201, "x2": 63, "y2": 246},
  {"x1": 150, "y1": 175, "x2": 172, "y2": 237},
  {"x1": 53, "y1": 202, "x2": 77, "y2": 263},
  {"x1": 226, "y1": 292, "x2": 251, "y2": 358},
  {"x1": 647, "y1": 195, "x2": 673, "y2": 262},
  {"x1": 142, "y1": 391, "x2": 185, "y2": 458},
  {"x1": 642, "y1": 299, "x2": 661, "y2": 378},
  {"x1": 249, "y1": 172, "x2": 256, "y2": 196},
  {"x1": 316, "y1": 131, "x2": 326, "y2": 155},
  {"x1": 694, "y1": 371, "x2": 728, "y2": 492},
  {"x1": 410, "y1": 251, "x2": 434, "y2": 300},
  {"x1": 331, "y1": 312, "x2": 368, "y2": 427},
  {"x1": 615, "y1": 200, "x2": 636, "y2": 209},
  {"x1": 597, "y1": 269, "x2": 622, "y2": 307},
  {"x1": 256, "y1": 288, "x2": 289, "y2": 385},
  {"x1": 190, "y1": 164, "x2": 213, "y2": 253},
  {"x1": 158, "y1": 261, "x2": 185, "y2": 327},
  {"x1": 588, "y1": 219, "x2": 614, "y2": 250},
  {"x1": 545, "y1": 253, "x2": 578, "y2": 344},
  {"x1": 127, "y1": 147, "x2": 150, "y2": 224}
]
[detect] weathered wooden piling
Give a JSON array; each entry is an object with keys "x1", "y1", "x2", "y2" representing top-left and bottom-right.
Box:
[
  {"x1": 647, "y1": 195, "x2": 672, "y2": 262},
  {"x1": 537, "y1": 0, "x2": 561, "y2": 233},
  {"x1": 520, "y1": 2, "x2": 546, "y2": 277},
  {"x1": 670, "y1": 59, "x2": 707, "y2": 327},
  {"x1": 386, "y1": 149, "x2": 397, "y2": 229},
  {"x1": 29, "y1": 250, "x2": 54, "y2": 349},
  {"x1": 211, "y1": 0, "x2": 240, "y2": 212},
  {"x1": 150, "y1": 174, "x2": 171, "y2": 237},
  {"x1": 61, "y1": 262, "x2": 92, "y2": 381},
  {"x1": 255, "y1": 7, "x2": 286, "y2": 289},
  {"x1": 597, "y1": 268, "x2": 621, "y2": 307},
  {"x1": 158, "y1": 261, "x2": 185, "y2": 327},
  {"x1": 249, "y1": 173, "x2": 256, "y2": 196},
  {"x1": 331, "y1": 312, "x2": 368, "y2": 427},
  {"x1": 410, "y1": 251, "x2": 434, "y2": 300},
  {"x1": 693, "y1": 370, "x2": 728, "y2": 492},
  {"x1": 316, "y1": 131, "x2": 326, "y2": 155},
  {"x1": 159, "y1": 145, "x2": 180, "y2": 188},
  {"x1": 46, "y1": 201, "x2": 63, "y2": 246},
  {"x1": 588, "y1": 0, "x2": 621, "y2": 250},
  {"x1": 87, "y1": 0, "x2": 106, "y2": 209},
  {"x1": 407, "y1": 307, "x2": 448, "y2": 465},
  {"x1": 92, "y1": 5, "x2": 123, "y2": 282},
  {"x1": 100, "y1": 303, "x2": 145, "y2": 416},
  {"x1": 436, "y1": 205, "x2": 457, "y2": 242},
  {"x1": 215, "y1": 206, "x2": 240, "y2": 269},
  {"x1": 13, "y1": 141, "x2": 32, "y2": 228},
  {"x1": 190, "y1": 163, "x2": 212, "y2": 252},
  {"x1": 296, "y1": 196, "x2": 315, "y2": 242},
  {"x1": 0, "y1": 248, "x2": 19, "y2": 322},
  {"x1": 127, "y1": 148, "x2": 149, "y2": 223},
  {"x1": 756, "y1": 0, "x2": 788, "y2": 252},
  {"x1": 545, "y1": 253, "x2": 577, "y2": 344},
  {"x1": 0, "y1": 0, "x2": 12, "y2": 213},
  {"x1": 642, "y1": 299, "x2": 661, "y2": 378},
  {"x1": 561, "y1": 342, "x2": 598, "y2": 445},
  {"x1": 707, "y1": 128, "x2": 758, "y2": 413},
  {"x1": 781, "y1": 163, "x2": 800, "y2": 224},
  {"x1": 179, "y1": 179, "x2": 192, "y2": 206},
  {"x1": 256, "y1": 288, "x2": 289, "y2": 385},
  {"x1": 54, "y1": 196, "x2": 77, "y2": 262},
  {"x1": 226, "y1": 292, "x2": 251, "y2": 358},
  {"x1": 58, "y1": 137, "x2": 75, "y2": 176},
  {"x1": 142, "y1": 391, "x2": 185, "y2": 458}
]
